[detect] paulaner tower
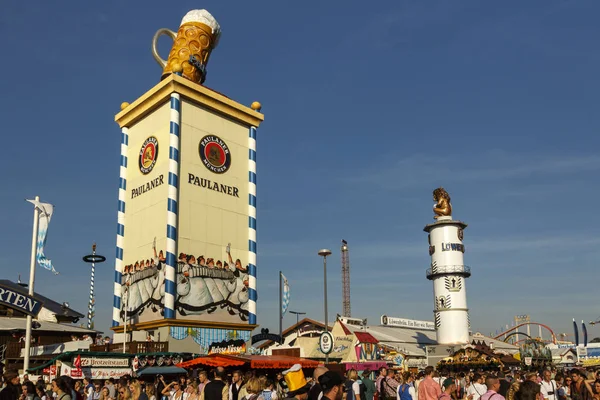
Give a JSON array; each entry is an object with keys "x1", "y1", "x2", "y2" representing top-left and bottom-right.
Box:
[
  {"x1": 111, "y1": 9, "x2": 264, "y2": 351},
  {"x1": 424, "y1": 188, "x2": 470, "y2": 345}
]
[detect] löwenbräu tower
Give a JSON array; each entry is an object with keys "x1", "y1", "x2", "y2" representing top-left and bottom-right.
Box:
[{"x1": 424, "y1": 188, "x2": 470, "y2": 345}]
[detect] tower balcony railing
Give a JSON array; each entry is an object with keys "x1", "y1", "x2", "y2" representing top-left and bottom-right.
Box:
[
  {"x1": 89, "y1": 341, "x2": 168, "y2": 354},
  {"x1": 426, "y1": 265, "x2": 471, "y2": 279}
]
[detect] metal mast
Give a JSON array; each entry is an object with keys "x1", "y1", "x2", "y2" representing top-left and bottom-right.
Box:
[
  {"x1": 83, "y1": 243, "x2": 106, "y2": 330},
  {"x1": 341, "y1": 240, "x2": 351, "y2": 317}
]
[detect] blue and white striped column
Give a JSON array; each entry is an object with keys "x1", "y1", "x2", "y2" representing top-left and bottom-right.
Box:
[
  {"x1": 87, "y1": 257, "x2": 95, "y2": 329},
  {"x1": 113, "y1": 127, "x2": 128, "y2": 327},
  {"x1": 248, "y1": 126, "x2": 258, "y2": 325},
  {"x1": 164, "y1": 94, "x2": 181, "y2": 319}
]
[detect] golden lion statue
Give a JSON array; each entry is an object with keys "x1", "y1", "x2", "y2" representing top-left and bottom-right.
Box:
[{"x1": 433, "y1": 187, "x2": 452, "y2": 219}]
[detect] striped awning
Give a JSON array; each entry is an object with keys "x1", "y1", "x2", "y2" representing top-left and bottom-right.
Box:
[
  {"x1": 178, "y1": 354, "x2": 246, "y2": 368},
  {"x1": 178, "y1": 354, "x2": 320, "y2": 369}
]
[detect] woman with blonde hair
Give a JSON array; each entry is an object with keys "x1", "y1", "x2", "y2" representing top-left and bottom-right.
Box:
[
  {"x1": 185, "y1": 382, "x2": 199, "y2": 400},
  {"x1": 345, "y1": 369, "x2": 361, "y2": 400},
  {"x1": 145, "y1": 384, "x2": 156, "y2": 400},
  {"x1": 242, "y1": 378, "x2": 261, "y2": 400},
  {"x1": 118, "y1": 387, "x2": 132, "y2": 400},
  {"x1": 99, "y1": 387, "x2": 111, "y2": 400},
  {"x1": 129, "y1": 379, "x2": 148, "y2": 400}
]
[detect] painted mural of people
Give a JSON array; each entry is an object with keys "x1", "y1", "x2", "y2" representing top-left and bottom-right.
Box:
[
  {"x1": 150, "y1": 242, "x2": 166, "y2": 313},
  {"x1": 225, "y1": 272, "x2": 249, "y2": 319},
  {"x1": 227, "y1": 246, "x2": 248, "y2": 274},
  {"x1": 122, "y1": 239, "x2": 251, "y2": 320},
  {"x1": 177, "y1": 273, "x2": 214, "y2": 316},
  {"x1": 150, "y1": 266, "x2": 165, "y2": 313},
  {"x1": 176, "y1": 268, "x2": 191, "y2": 299},
  {"x1": 154, "y1": 248, "x2": 166, "y2": 267},
  {"x1": 122, "y1": 272, "x2": 144, "y2": 317}
]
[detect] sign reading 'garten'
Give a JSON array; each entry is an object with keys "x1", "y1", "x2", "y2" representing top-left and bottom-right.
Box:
[{"x1": 0, "y1": 284, "x2": 43, "y2": 317}]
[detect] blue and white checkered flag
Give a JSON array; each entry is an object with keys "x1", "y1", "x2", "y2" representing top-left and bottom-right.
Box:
[
  {"x1": 281, "y1": 273, "x2": 290, "y2": 315},
  {"x1": 26, "y1": 199, "x2": 58, "y2": 275}
]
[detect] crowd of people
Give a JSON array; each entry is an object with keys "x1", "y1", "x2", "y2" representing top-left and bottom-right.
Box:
[
  {"x1": 367, "y1": 366, "x2": 600, "y2": 400},
  {"x1": 3, "y1": 366, "x2": 600, "y2": 400},
  {"x1": 0, "y1": 366, "x2": 314, "y2": 400}
]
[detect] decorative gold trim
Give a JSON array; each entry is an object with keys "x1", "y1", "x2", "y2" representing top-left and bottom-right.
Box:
[
  {"x1": 115, "y1": 75, "x2": 264, "y2": 128},
  {"x1": 110, "y1": 318, "x2": 258, "y2": 333}
]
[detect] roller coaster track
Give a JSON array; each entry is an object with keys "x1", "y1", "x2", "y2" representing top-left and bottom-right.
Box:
[
  {"x1": 502, "y1": 331, "x2": 533, "y2": 343},
  {"x1": 493, "y1": 322, "x2": 557, "y2": 344}
]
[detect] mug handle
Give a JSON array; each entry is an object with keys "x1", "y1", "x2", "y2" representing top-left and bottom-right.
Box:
[{"x1": 151, "y1": 28, "x2": 176, "y2": 68}]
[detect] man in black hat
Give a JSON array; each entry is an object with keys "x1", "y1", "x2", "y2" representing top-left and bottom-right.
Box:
[
  {"x1": 319, "y1": 371, "x2": 344, "y2": 400},
  {"x1": 309, "y1": 367, "x2": 328, "y2": 400},
  {"x1": 0, "y1": 370, "x2": 21, "y2": 400}
]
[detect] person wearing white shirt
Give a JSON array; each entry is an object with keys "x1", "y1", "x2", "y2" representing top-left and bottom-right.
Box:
[
  {"x1": 467, "y1": 374, "x2": 487, "y2": 400},
  {"x1": 345, "y1": 370, "x2": 361, "y2": 400},
  {"x1": 540, "y1": 370, "x2": 558, "y2": 400}
]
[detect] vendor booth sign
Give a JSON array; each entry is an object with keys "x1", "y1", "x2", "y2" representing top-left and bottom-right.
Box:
[
  {"x1": 61, "y1": 363, "x2": 132, "y2": 379},
  {"x1": 251, "y1": 329, "x2": 282, "y2": 345},
  {"x1": 208, "y1": 339, "x2": 246, "y2": 355},
  {"x1": 80, "y1": 358, "x2": 129, "y2": 368},
  {"x1": 0, "y1": 284, "x2": 43, "y2": 317}
]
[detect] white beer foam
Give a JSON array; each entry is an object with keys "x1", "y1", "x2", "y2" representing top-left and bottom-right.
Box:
[{"x1": 181, "y1": 9, "x2": 221, "y2": 39}]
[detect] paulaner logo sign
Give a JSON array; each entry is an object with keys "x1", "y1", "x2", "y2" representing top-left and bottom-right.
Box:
[
  {"x1": 0, "y1": 284, "x2": 43, "y2": 317},
  {"x1": 199, "y1": 135, "x2": 231, "y2": 174},
  {"x1": 139, "y1": 137, "x2": 159, "y2": 175}
]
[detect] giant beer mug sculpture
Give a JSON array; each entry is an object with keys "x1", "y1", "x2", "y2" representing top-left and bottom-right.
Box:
[{"x1": 152, "y1": 10, "x2": 221, "y2": 84}]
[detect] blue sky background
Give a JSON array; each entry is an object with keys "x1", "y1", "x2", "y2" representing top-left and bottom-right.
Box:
[{"x1": 1, "y1": 0, "x2": 599, "y2": 341}]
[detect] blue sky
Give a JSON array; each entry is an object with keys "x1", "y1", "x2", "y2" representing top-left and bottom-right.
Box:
[{"x1": 1, "y1": 0, "x2": 599, "y2": 341}]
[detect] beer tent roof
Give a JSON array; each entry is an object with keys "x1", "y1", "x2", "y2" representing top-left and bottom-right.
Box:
[
  {"x1": 0, "y1": 280, "x2": 84, "y2": 322},
  {"x1": 0, "y1": 318, "x2": 97, "y2": 334},
  {"x1": 137, "y1": 366, "x2": 188, "y2": 376},
  {"x1": 354, "y1": 332, "x2": 379, "y2": 344}
]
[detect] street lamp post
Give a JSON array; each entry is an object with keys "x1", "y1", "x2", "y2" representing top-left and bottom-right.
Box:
[
  {"x1": 318, "y1": 248, "x2": 332, "y2": 363},
  {"x1": 289, "y1": 311, "x2": 306, "y2": 339}
]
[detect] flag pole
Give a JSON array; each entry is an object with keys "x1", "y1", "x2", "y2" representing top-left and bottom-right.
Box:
[
  {"x1": 279, "y1": 271, "x2": 283, "y2": 344},
  {"x1": 123, "y1": 287, "x2": 128, "y2": 353},
  {"x1": 24, "y1": 195, "x2": 40, "y2": 372}
]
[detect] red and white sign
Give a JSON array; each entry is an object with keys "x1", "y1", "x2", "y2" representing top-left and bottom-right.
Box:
[
  {"x1": 71, "y1": 355, "x2": 83, "y2": 377},
  {"x1": 89, "y1": 368, "x2": 132, "y2": 379},
  {"x1": 60, "y1": 364, "x2": 131, "y2": 380},
  {"x1": 80, "y1": 358, "x2": 129, "y2": 368}
]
